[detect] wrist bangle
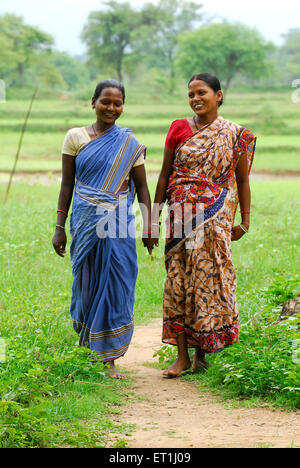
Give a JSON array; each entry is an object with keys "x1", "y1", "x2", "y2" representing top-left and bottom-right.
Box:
[
  {"x1": 239, "y1": 223, "x2": 249, "y2": 233},
  {"x1": 57, "y1": 209, "x2": 68, "y2": 217},
  {"x1": 56, "y1": 224, "x2": 65, "y2": 231}
]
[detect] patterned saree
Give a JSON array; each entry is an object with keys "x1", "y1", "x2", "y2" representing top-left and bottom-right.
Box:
[
  {"x1": 69, "y1": 124, "x2": 145, "y2": 361},
  {"x1": 163, "y1": 116, "x2": 256, "y2": 353}
]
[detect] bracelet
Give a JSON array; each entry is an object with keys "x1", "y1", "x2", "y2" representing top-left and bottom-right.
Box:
[
  {"x1": 57, "y1": 209, "x2": 68, "y2": 217},
  {"x1": 56, "y1": 224, "x2": 65, "y2": 230},
  {"x1": 152, "y1": 223, "x2": 160, "y2": 226},
  {"x1": 239, "y1": 223, "x2": 249, "y2": 233}
]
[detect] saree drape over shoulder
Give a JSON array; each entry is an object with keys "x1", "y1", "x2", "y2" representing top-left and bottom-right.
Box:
[
  {"x1": 163, "y1": 116, "x2": 256, "y2": 353},
  {"x1": 70, "y1": 124, "x2": 145, "y2": 361}
]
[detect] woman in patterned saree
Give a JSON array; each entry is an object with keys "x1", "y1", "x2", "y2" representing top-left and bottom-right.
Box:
[
  {"x1": 151, "y1": 73, "x2": 256, "y2": 377},
  {"x1": 52, "y1": 80, "x2": 153, "y2": 379}
]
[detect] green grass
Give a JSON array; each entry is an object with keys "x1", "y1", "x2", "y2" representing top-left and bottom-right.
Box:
[
  {"x1": 0, "y1": 177, "x2": 299, "y2": 448},
  {"x1": 1, "y1": 90, "x2": 300, "y2": 445},
  {"x1": 253, "y1": 152, "x2": 300, "y2": 171}
]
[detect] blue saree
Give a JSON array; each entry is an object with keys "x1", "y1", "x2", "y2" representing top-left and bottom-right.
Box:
[{"x1": 69, "y1": 124, "x2": 146, "y2": 361}]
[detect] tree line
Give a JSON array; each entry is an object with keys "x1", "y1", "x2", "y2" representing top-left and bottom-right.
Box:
[{"x1": 0, "y1": 0, "x2": 299, "y2": 95}]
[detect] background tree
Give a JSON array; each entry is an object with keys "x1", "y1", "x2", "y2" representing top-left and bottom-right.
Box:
[
  {"x1": 139, "y1": 0, "x2": 203, "y2": 94},
  {"x1": 0, "y1": 14, "x2": 53, "y2": 87},
  {"x1": 0, "y1": 32, "x2": 19, "y2": 85},
  {"x1": 49, "y1": 52, "x2": 90, "y2": 90},
  {"x1": 81, "y1": 1, "x2": 144, "y2": 82},
  {"x1": 279, "y1": 28, "x2": 300, "y2": 84},
  {"x1": 176, "y1": 22, "x2": 274, "y2": 95}
]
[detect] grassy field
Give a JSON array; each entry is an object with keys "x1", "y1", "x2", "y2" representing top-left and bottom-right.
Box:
[
  {"x1": 0, "y1": 90, "x2": 300, "y2": 447},
  {"x1": 1, "y1": 89, "x2": 300, "y2": 174},
  {"x1": 0, "y1": 178, "x2": 299, "y2": 447}
]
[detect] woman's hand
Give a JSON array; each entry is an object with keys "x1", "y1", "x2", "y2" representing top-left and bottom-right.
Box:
[
  {"x1": 52, "y1": 229, "x2": 67, "y2": 257},
  {"x1": 142, "y1": 237, "x2": 155, "y2": 255},
  {"x1": 142, "y1": 224, "x2": 160, "y2": 254},
  {"x1": 231, "y1": 225, "x2": 248, "y2": 242}
]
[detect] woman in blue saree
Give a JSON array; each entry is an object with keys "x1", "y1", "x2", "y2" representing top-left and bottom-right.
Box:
[{"x1": 52, "y1": 80, "x2": 153, "y2": 379}]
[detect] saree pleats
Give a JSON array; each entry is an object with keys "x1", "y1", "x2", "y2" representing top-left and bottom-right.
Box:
[
  {"x1": 71, "y1": 235, "x2": 137, "y2": 360},
  {"x1": 162, "y1": 117, "x2": 256, "y2": 354},
  {"x1": 69, "y1": 124, "x2": 145, "y2": 360}
]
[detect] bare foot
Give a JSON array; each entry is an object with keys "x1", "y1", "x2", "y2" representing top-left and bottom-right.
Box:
[
  {"x1": 192, "y1": 348, "x2": 210, "y2": 371},
  {"x1": 163, "y1": 356, "x2": 191, "y2": 378},
  {"x1": 106, "y1": 362, "x2": 127, "y2": 380}
]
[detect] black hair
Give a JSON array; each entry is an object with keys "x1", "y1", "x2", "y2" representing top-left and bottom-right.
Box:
[
  {"x1": 188, "y1": 73, "x2": 223, "y2": 107},
  {"x1": 93, "y1": 79, "x2": 125, "y2": 103}
]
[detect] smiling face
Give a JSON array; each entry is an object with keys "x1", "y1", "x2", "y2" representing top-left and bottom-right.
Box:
[
  {"x1": 188, "y1": 80, "x2": 223, "y2": 121},
  {"x1": 92, "y1": 87, "x2": 124, "y2": 125}
]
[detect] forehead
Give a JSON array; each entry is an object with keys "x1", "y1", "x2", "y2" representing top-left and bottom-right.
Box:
[
  {"x1": 188, "y1": 80, "x2": 212, "y2": 92},
  {"x1": 98, "y1": 87, "x2": 124, "y2": 100}
]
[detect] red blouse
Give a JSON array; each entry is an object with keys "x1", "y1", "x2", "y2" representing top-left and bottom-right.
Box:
[{"x1": 165, "y1": 119, "x2": 194, "y2": 150}]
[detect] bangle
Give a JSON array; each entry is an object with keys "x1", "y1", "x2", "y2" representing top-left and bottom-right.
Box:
[
  {"x1": 56, "y1": 224, "x2": 65, "y2": 230},
  {"x1": 239, "y1": 223, "x2": 249, "y2": 233},
  {"x1": 152, "y1": 223, "x2": 160, "y2": 226},
  {"x1": 57, "y1": 209, "x2": 68, "y2": 217}
]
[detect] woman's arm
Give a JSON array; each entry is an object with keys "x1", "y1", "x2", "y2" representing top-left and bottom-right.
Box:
[
  {"x1": 52, "y1": 154, "x2": 76, "y2": 257},
  {"x1": 231, "y1": 151, "x2": 251, "y2": 241},
  {"x1": 131, "y1": 162, "x2": 153, "y2": 254}
]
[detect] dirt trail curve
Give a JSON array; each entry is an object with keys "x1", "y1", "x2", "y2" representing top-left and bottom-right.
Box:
[{"x1": 112, "y1": 319, "x2": 300, "y2": 449}]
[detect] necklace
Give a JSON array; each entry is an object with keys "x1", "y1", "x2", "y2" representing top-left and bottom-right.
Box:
[
  {"x1": 92, "y1": 123, "x2": 113, "y2": 139},
  {"x1": 193, "y1": 115, "x2": 217, "y2": 131}
]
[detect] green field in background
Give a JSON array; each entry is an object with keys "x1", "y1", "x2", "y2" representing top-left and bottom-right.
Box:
[{"x1": 1, "y1": 91, "x2": 300, "y2": 173}]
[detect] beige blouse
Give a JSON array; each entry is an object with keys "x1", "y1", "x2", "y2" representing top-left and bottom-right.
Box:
[{"x1": 62, "y1": 127, "x2": 145, "y2": 168}]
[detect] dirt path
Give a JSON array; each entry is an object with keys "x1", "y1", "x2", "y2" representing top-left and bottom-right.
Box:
[{"x1": 113, "y1": 319, "x2": 300, "y2": 448}]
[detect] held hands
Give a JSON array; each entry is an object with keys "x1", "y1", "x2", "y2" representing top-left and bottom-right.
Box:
[{"x1": 142, "y1": 223, "x2": 160, "y2": 255}]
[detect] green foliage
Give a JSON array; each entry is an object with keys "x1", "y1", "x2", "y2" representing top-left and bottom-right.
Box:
[
  {"x1": 176, "y1": 22, "x2": 274, "y2": 93},
  {"x1": 49, "y1": 52, "x2": 90, "y2": 90},
  {"x1": 153, "y1": 345, "x2": 177, "y2": 365},
  {"x1": 0, "y1": 326, "x2": 124, "y2": 447},
  {"x1": 137, "y1": 0, "x2": 202, "y2": 94},
  {"x1": 260, "y1": 275, "x2": 300, "y2": 306},
  {"x1": 0, "y1": 14, "x2": 53, "y2": 88},
  {"x1": 81, "y1": 0, "x2": 202, "y2": 91},
  {"x1": 0, "y1": 14, "x2": 89, "y2": 92},
  {"x1": 279, "y1": 28, "x2": 300, "y2": 83},
  {"x1": 211, "y1": 314, "x2": 300, "y2": 408},
  {"x1": 81, "y1": 1, "x2": 145, "y2": 82}
]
